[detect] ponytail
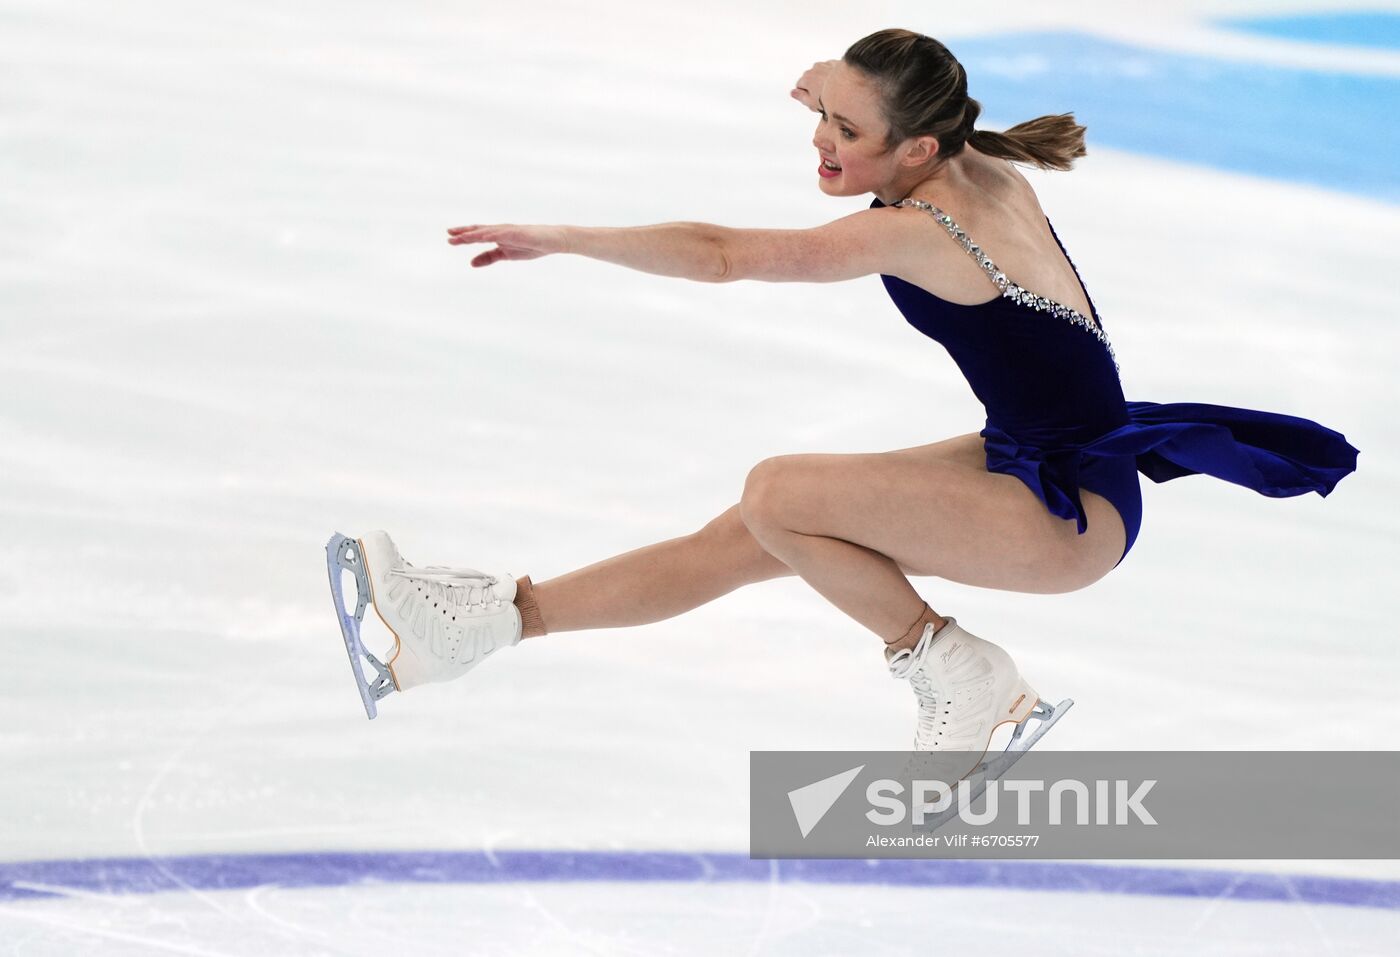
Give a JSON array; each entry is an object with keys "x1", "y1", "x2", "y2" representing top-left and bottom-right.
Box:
[{"x1": 844, "y1": 28, "x2": 1088, "y2": 172}]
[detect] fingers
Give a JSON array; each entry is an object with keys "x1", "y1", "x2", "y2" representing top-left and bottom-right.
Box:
[
  {"x1": 446, "y1": 225, "x2": 521, "y2": 248},
  {"x1": 448, "y1": 225, "x2": 496, "y2": 245},
  {"x1": 469, "y1": 245, "x2": 507, "y2": 267},
  {"x1": 443, "y1": 224, "x2": 496, "y2": 262},
  {"x1": 446, "y1": 224, "x2": 549, "y2": 263},
  {"x1": 453, "y1": 234, "x2": 513, "y2": 265},
  {"x1": 791, "y1": 88, "x2": 819, "y2": 113}
]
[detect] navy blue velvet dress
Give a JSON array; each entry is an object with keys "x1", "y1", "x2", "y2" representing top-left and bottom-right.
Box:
[{"x1": 869, "y1": 195, "x2": 1359, "y2": 568}]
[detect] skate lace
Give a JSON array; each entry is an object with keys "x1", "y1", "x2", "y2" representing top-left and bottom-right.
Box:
[
  {"x1": 390, "y1": 564, "x2": 507, "y2": 613},
  {"x1": 888, "y1": 624, "x2": 946, "y2": 749}
]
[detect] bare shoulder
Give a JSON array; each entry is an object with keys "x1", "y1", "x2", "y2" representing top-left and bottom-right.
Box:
[{"x1": 877, "y1": 200, "x2": 971, "y2": 285}]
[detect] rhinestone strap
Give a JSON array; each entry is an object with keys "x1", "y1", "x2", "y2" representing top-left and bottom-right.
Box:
[{"x1": 893, "y1": 198, "x2": 1120, "y2": 374}]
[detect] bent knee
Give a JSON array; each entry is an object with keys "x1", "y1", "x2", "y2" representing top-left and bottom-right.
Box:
[{"x1": 739, "y1": 455, "x2": 799, "y2": 528}]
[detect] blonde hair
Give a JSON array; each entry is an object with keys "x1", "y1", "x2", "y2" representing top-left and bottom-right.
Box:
[{"x1": 843, "y1": 28, "x2": 1088, "y2": 172}]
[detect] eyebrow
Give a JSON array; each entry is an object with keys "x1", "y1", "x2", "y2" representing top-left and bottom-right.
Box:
[{"x1": 817, "y1": 98, "x2": 858, "y2": 128}]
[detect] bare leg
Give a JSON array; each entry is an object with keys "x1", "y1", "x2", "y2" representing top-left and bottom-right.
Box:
[
  {"x1": 520, "y1": 430, "x2": 1008, "y2": 641},
  {"x1": 528, "y1": 504, "x2": 793, "y2": 634},
  {"x1": 739, "y1": 460, "x2": 947, "y2": 652},
  {"x1": 739, "y1": 520, "x2": 943, "y2": 654}
]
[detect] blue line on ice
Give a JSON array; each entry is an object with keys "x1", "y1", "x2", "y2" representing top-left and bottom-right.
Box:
[
  {"x1": 2, "y1": 851, "x2": 1398, "y2": 910},
  {"x1": 943, "y1": 30, "x2": 1400, "y2": 203},
  {"x1": 1213, "y1": 11, "x2": 1400, "y2": 51}
]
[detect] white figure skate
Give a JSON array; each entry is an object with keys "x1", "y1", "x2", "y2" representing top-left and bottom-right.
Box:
[
  {"x1": 888, "y1": 616, "x2": 1072, "y2": 812},
  {"x1": 325, "y1": 530, "x2": 522, "y2": 719}
]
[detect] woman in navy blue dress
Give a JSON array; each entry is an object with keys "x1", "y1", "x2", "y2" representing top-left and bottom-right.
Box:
[{"x1": 332, "y1": 30, "x2": 1357, "y2": 772}]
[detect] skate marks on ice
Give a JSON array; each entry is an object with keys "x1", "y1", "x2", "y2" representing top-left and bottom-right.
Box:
[{"x1": 3, "y1": 852, "x2": 1400, "y2": 955}]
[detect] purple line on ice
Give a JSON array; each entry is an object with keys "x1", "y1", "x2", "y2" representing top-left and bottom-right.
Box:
[{"x1": 2, "y1": 851, "x2": 1398, "y2": 910}]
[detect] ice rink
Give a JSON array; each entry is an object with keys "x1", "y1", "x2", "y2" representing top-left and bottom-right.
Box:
[{"x1": 2, "y1": 0, "x2": 1397, "y2": 953}]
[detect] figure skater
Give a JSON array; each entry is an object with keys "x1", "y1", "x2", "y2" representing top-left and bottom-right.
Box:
[{"x1": 326, "y1": 29, "x2": 1358, "y2": 777}]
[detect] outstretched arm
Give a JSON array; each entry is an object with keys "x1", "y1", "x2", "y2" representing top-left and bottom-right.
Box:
[
  {"x1": 447, "y1": 221, "x2": 726, "y2": 282},
  {"x1": 448, "y1": 208, "x2": 903, "y2": 285},
  {"x1": 563, "y1": 222, "x2": 730, "y2": 282}
]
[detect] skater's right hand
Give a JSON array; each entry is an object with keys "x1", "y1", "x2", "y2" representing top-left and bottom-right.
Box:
[
  {"x1": 445, "y1": 223, "x2": 569, "y2": 267},
  {"x1": 790, "y1": 59, "x2": 841, "y2": 113}
]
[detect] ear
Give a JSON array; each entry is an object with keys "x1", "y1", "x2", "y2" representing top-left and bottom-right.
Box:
[{"x1": 900, "y1": 134, "x2": 940, "y2": 167}]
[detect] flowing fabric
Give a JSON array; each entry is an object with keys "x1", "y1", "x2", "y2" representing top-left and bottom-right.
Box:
[{"x1": 980, "y1": 400, "x2": 1360, "y2": 536}]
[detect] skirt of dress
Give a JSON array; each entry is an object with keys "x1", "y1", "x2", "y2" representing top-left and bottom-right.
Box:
[{"x1": 980, "y1": 400, "x2": 1361, "y2": 568}]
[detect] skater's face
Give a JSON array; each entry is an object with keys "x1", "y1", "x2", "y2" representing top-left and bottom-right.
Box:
[{"x1": 811, "y1": 62, "x2": 943, "y2": 198}]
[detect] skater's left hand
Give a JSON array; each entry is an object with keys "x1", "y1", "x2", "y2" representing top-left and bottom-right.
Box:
[
  {"x1": 791, "y1": 59, "x2": 840, "y2": 112},
  {"x1": 446, "y1": 224, "x2": 569, "y2": 267}
]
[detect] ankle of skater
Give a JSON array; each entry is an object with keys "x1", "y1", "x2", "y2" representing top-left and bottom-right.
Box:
[
  {"x1": 513, "y1": 574, "x2": 549, "y2": 639},
  {"x1": 884, "y1": 601, "x2": 946, "y2": 657}
]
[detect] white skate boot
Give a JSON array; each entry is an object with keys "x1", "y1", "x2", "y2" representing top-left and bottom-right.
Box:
[
  {"x1": 325, "y1": 530, "x2": 522, "y2": 718},
  {"x1": 887, "y1": 616, "x2": 1072, "y2": 789}
]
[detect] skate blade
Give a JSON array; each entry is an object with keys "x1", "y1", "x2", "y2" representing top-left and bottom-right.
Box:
[
  {"x1": 912, "y1": 698, "x2": 1074, "y2": 833},
  {"x1": 981, "y1": 697, "x2": 1073, "y2": 775},
  {"x1": 326, "y1": 532, "x2": 397, "y2": 720}
]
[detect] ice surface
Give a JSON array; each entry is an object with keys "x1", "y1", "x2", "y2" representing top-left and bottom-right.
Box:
[
  {"x1": 1, "y1": 0, "x2": 1396, "y2": 952},
  {"x1": 6, "y1": 877, "x2": 1400, "y2": 957}
]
